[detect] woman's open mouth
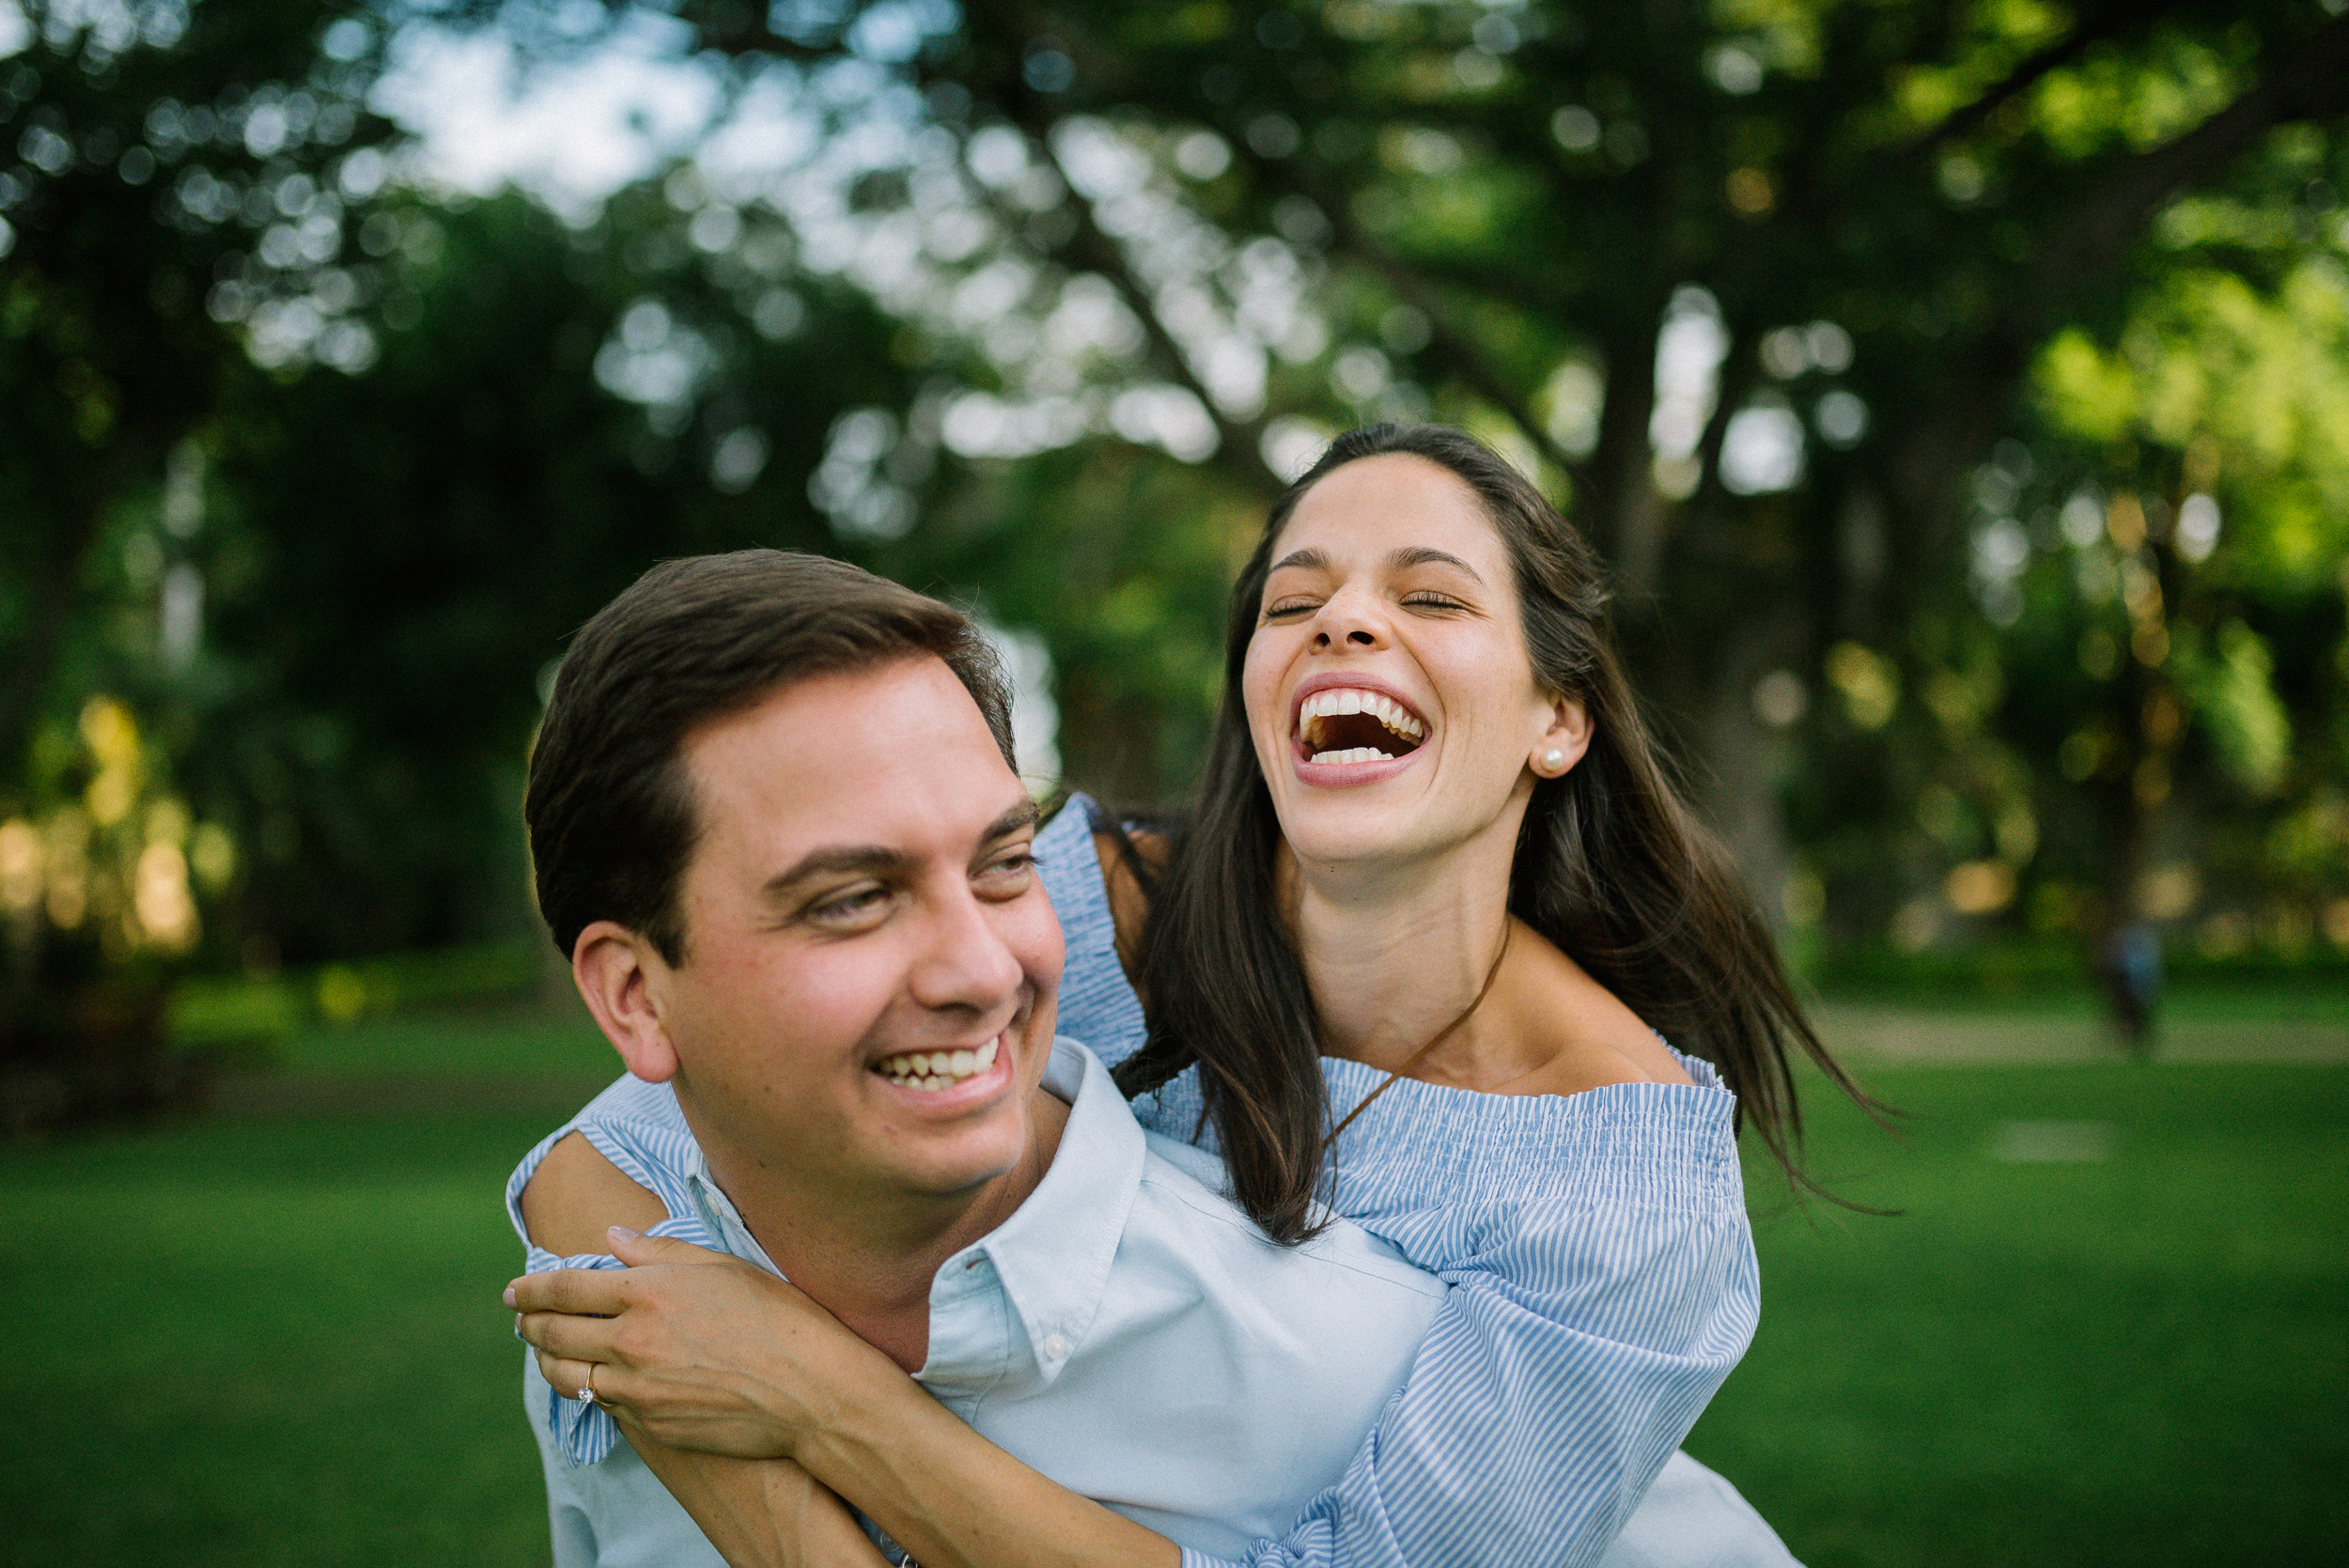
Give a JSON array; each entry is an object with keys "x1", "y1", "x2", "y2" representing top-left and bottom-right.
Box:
[{"x1": 1293, "y1": 687, "x2": 1428, "y2": 766}]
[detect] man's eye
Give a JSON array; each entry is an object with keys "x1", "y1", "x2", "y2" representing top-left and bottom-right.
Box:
[
  {"x1": 807, "y1": 886, "x2": 892, "y2": 925},
  {"x1": 976, "y1": 851, "x2": 1037, "y2": 893}
]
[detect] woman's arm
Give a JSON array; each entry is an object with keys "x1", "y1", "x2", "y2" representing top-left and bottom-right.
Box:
[
  {"x1": 517, "y1": 1091, "x2": 1751, "y2": 1568},
  {"x1": 515, "y1": 1158, "x2": 1178, "y2": 1568},
  {"x1": 614, "y1": 1413, "x2": 892, "y2": 1568}
]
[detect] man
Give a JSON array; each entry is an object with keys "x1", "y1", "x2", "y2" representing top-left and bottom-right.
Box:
[{"x1": 508, "y1": 550, "x2": 1797, "y2": 1568}]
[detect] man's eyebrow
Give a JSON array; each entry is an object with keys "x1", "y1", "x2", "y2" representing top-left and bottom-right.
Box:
[
  {"x1": 761, "y1": 846, "x2": 913, "y2": 899},
  {"x1": 980, "y1": 798, "x2": 1042, "y2": 846},
  {"x1": 759, "y1": 799, "x2": 1038, "y2": 899},
  {"x1": 1388, "y1": 546, "x2": 1484, "y2": 582}
]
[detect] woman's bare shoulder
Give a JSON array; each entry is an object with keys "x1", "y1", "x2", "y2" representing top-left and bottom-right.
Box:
[
  {"x1": 519, "y1": 1131, "x2": 671, "y2": 1257},
  {"x1": 1466, "y1": 929, "x2": 1696, "y2": 1097}
]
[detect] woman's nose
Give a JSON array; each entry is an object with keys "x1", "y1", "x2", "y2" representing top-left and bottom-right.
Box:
[{"x1": 1311, "y1": 589, "x2": 1388, "y2": 649}]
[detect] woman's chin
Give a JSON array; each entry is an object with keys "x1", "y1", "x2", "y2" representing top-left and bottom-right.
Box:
[{"x1": 1275, "y1": 793, "x2": 1432, "y2": 868}]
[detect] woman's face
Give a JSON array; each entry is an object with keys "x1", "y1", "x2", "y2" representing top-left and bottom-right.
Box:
[{"x1": 1240, "y1": 454, "x2": 1585, "y2": 875}]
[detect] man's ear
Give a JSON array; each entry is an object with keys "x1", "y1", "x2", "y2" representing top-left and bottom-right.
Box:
[
  {"x1": 1531, "y1": 694, "x2": 1595, "y2": 779},
  {"x1": 572, "y1": 921, "x2": 681, "y2": 1083}
]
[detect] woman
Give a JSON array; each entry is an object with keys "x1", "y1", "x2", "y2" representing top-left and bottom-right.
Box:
[{"x1": 513, "y1": 425, "x2": 1867, "y2": 1566}]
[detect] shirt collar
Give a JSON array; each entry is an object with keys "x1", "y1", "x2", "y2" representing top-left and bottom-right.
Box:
[{"x1": 682, "y1": 1035, "x2": 1145, "y2": 1400}]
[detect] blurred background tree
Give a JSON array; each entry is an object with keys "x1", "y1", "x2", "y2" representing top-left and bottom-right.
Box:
[{"x1": 4, "y1": 0, "x2": 2345, "y2": 1120}]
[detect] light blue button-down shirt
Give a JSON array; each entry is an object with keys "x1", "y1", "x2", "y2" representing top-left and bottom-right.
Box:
[{"x1": 521, "y1": 1037, "x2": 1447, "y2": 1565}]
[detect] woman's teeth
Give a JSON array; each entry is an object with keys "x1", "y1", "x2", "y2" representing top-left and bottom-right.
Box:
[
  {"x1": 1298, "y1": 688, "x2": 1424, "y2": 737},
  {"x1": 1297, "y1": 687, "x2": 1426, "y2": 765},
  {"x1": 878, "y1": 1036, "x2": 999, "y2": 1092}
]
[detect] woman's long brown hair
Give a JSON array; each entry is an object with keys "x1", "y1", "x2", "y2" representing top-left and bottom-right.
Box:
[{"x1": 1112, "y1": 424, "x2": 1879, "y2": 1243}]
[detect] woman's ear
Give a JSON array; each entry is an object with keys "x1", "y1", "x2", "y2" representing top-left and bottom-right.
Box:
[
  {"x1": 572, "y1": 921, "x2": 681, "y2": 1083},
  {"x1": 1531, "y1": 695, "x2": 1595, "y2": 778}
]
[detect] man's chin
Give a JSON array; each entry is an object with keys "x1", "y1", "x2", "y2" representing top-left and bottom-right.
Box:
[{"x1": 882, "y1": 1126, "x2": 1037, "y2": 1202}]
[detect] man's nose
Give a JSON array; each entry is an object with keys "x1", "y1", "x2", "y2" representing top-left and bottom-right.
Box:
[{"x1": 907, "y1": 885, "x2": 1027, "y2": 1016}]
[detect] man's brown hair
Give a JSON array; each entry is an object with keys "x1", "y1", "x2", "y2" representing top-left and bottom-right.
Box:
[{"x1": 526, "y1": 550, "x2": 1015, "y2": 965}]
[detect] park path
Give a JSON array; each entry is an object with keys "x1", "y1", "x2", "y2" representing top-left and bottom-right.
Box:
[{"x1": 1815, "y1": 1003, "x2": 2349, "y2": 1065}]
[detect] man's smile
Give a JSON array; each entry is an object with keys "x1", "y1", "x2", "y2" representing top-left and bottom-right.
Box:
[{"x1": 873, "y1": 1034, "x2": 1003, "y2": 1093}]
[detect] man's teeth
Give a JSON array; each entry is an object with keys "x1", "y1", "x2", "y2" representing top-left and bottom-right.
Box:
[
  {"x1": 1311, "y1": 747, "x2": 1396, "y2": 765},
  {"x1": 1298, "y1": 688, "x2": 1425, "y2": 738},
  {"x1": 878, "y1": 1036, "x2": 1000, "y2": 1090}
]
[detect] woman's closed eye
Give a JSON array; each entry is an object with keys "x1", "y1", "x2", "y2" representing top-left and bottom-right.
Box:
[{"x1": 1263, "y1": 588, "x2": 1471, "y2": 621}]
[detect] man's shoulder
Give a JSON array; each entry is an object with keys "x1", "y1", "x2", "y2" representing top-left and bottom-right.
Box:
[
  {"x1": 572, "y1": 1071, "x2": 689, "y2": 1131},
  {"x1": 1126, "y1": 1129, "x2": 1448, "y2": 1303}
]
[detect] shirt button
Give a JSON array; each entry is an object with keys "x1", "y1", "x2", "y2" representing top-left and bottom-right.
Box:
[{"x1": 1041, "y1": 1331, "x2": 1070, "y2": 1361}]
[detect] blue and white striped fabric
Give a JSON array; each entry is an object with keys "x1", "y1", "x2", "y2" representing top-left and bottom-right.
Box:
[
  {"x1": 1046, "y1": 799, "x2": 1759, "y2": 1568},
  {"x1": 506, "y1": 795, "x2": 1763, "y2": 1568},
  {"x1": 506, "y1": 1072, "x2": 720, "y2": 1468}
]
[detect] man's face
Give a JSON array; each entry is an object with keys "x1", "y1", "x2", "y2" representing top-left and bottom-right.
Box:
[{"x1": 643, "y1": 656, "x2": 1062, "y2": 1207}]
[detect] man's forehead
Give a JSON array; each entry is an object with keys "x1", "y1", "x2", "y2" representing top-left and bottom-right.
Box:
[{"x1": 680, "y1": 657, "x2": 1027, "y2": 862}]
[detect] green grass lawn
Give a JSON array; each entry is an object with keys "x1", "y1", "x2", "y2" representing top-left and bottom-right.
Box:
[
  {"x1": 1688, "y1": 1060, "x2": 2349, "y2": 1567},
  {"x1": 0, "y1": 1106, "x2": 567, "y2": 1566},
  {"x1": 2, "y1": 997, "x2": 2341, "y2": 1565}
]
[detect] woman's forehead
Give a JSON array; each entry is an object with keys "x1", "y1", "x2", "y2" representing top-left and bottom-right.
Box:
[{"x1": 1274, "y1": 454, "x2": 1504, "y2": 567}]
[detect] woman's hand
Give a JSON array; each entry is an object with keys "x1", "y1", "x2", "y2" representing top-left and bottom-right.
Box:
[
  {"x1": 508, "y1": 1227, "x2": 901, "y2": 1460},
  {"x1": 513, "y1": 1227, "x2": 1179, "y2": 1568}
]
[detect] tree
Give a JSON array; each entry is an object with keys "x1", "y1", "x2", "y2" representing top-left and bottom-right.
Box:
[
  {"x1": 526, "y1": 0, "x2": 2349, "y2": 949},
  {"x1": 0, "y1": 1, "x2": 937, "y2": 1119},
  {"x1": 1, "y1": 0, "x2": 404, "y2": 1118}
]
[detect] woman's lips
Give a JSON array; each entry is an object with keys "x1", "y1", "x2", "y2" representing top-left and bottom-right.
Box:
[
  {"x1": 1288, "y1": 734, "x2": 1422, "y2": 788},
  {"x1": 1290, "y1": 683, "x2": 1430, "y2": 768}
]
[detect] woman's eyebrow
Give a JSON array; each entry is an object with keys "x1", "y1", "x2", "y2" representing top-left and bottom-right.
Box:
[
  {"x1": 1388, "y1": 546, "x2": 1483, "y2": 581},
  {"x1": 1267, "y1": 547, "x2": 1330, "y2": 574}
]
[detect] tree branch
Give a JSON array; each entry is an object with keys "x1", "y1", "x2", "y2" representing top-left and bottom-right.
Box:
[
  {"x1": 1043, "y1": 153, "x2": 1284, "y2": 496},
  {"x1": 2026, "y1": 12, "x2": 2349, "y2": 299},
  {"x1": 1294, "y1": 174, "x2": 1595, "y2": 490},
  {"x1": 1902, "y1": 0, "x2": 2182, "y2": 162},
  {"x1": 963, "y1": 0, "x2": 1592, "y2": 490}
]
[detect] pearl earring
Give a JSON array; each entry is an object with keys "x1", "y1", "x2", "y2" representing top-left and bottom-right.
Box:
[{"x1": 1541, "y1": 749, "x2": 1565, "y2": 772}]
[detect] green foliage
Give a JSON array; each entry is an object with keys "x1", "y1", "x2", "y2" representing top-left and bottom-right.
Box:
[{"x1": 7, "y1": 0, "x2": 2349, "y2": 1041}]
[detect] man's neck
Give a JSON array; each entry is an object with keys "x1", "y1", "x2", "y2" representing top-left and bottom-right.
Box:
[{"x1": 690, "y1": 1084, "x2": 1072, "y2": 1374}]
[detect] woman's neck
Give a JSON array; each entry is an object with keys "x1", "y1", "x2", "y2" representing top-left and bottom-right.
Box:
[{"x1": 1281, "y1": 825, "x2": 1519, "y2": 1075}]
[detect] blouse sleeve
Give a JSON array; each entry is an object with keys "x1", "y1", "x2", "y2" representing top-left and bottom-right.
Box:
[
  {"x1": 1178, "y1": 1063, "x2": 1758, "y2": 1568},
  {"x1": 506, "y1": 1074, "x2": 723, "y2": 1468},
  {"x1": 1034, "y1": 794, "x2": 1149, "y2": 1071}
]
